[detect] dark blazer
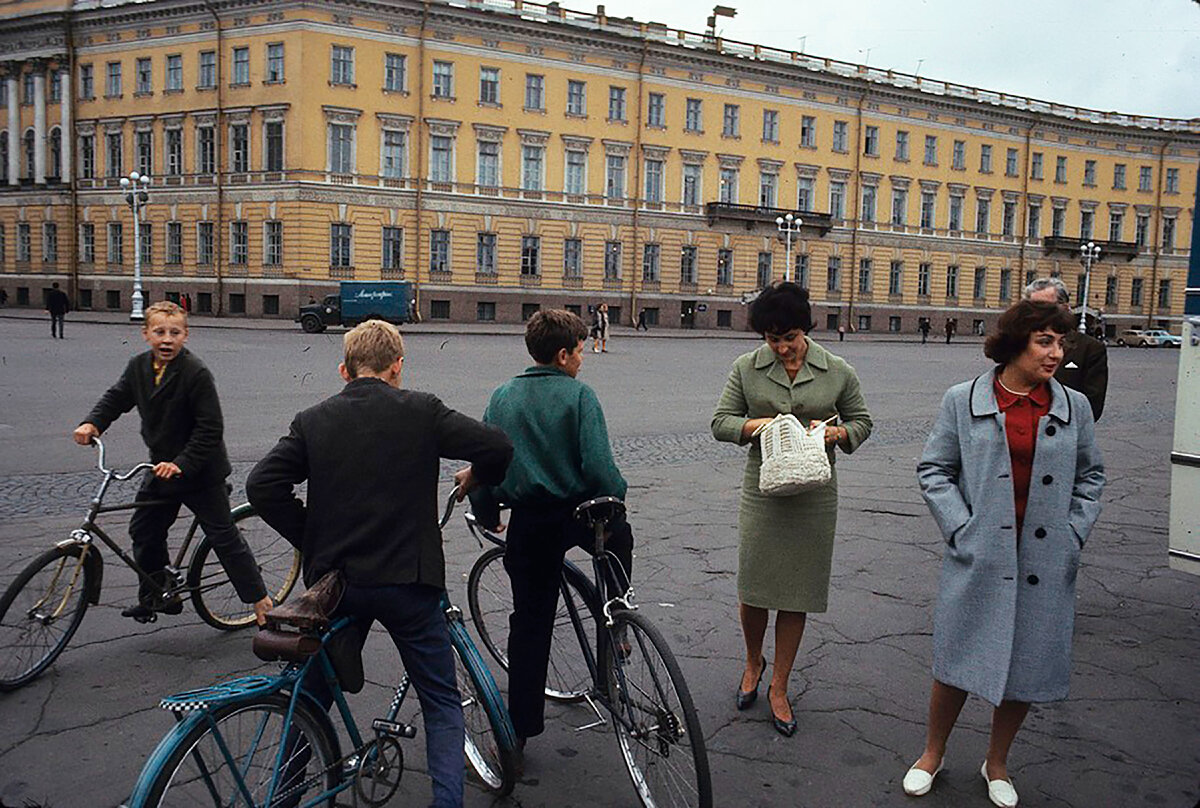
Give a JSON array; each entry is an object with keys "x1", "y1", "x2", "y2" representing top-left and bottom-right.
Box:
[
  {"x1": 84, "y1": 347, "x2": 231, "y2": 488},
  {"x1": 1054, "y1": 331, "x2": 1107, "y2": 421},
  {"x1": 246, "y1": 378, "x2": 513, "y2": 590},
  {"x1": 47, "y1": 288, "x2": 70, "y2": 315}
]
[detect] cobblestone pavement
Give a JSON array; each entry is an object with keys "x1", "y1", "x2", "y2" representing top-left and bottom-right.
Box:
[{"x1": 0, "y1": 319, "x2": 1197, "y2": 808}]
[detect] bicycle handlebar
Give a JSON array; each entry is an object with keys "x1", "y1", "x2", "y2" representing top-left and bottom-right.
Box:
[
  {"x1": 92, "y1": 437, "x2": 155, "y2": 481},
  {"x1": 439, "y1": 486, "x2": 461, "y2": 530}
]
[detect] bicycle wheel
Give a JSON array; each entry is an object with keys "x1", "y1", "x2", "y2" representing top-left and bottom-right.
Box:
[
  {"x1": 188, "y1": 505, "x2": 301, "y2": 630},
  {"x1": 0, "y1": 544, "x2": 92, "y2": 691},
  {"x1": 602, "y1": 610, "x2": 712, "y2": 808},
  {"x1": 451, "y1": 624, "x2": 517, "y2": 797},
  {"x1": 133, "y1": 693, "x2": 341, "y2": 808},
  {"x1": 466, "y1": 547, "x2": 597, "y2": 702}
]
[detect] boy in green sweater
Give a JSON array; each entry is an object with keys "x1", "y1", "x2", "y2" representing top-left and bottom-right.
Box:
[{"x1": 469, "y1": 309, "x2": 634, "y2": 760}]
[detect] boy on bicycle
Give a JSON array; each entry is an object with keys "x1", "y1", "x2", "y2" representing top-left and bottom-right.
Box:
[
  {"x1": 246, "y1": 320, "x2": 512, "y2": 808},
  {"x1": 468, "y1": 309, "x2": 634, "y2": 765},
  {"x1": 72, "y1": 301, "x2": 272, "y2": 624}
]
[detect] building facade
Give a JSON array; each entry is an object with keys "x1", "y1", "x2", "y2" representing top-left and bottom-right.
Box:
[{"x1": 0, "y1": 0, "x2": 1196, "y2": 333}]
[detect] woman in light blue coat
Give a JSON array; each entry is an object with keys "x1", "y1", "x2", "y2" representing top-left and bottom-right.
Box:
[{"x1": 903, "y1": 301, "x2": 1105, "y2": 807}]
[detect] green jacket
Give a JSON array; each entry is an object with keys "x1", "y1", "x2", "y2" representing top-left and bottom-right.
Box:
[{"x1": 470, "y1": 365, "x2": 626, "y2": 527}]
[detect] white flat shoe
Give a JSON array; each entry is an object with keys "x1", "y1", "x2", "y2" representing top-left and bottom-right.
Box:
[
  {"x1": 981, "y1": 761, "x2": 1018, "y2": 807},
  {"x1": 902, "y1": 760, "x2": 943, "y2": 796}
]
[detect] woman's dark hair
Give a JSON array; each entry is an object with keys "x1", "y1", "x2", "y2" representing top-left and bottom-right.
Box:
[
  {"x1": 748, "y1": 282, "x2": 813, "y2": 335},
  {"x1": 983, "y1": 300, "x2": 1074, "y2": 364},
  {"x1": 525, "y1": 309, "x2": 588, "y2": 363}
]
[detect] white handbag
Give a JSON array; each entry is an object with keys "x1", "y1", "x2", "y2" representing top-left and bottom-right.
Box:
[{"x1": 754, "y1": 414, "x2": 832, "y2": 496}]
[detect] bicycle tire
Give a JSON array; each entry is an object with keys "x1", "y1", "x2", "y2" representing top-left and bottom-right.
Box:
[
  {"x1": 132, "y1": 692, "x2": 341, "y2": 808},
  {"x1": 450, "y1": 621, "x2": 518, "y2": 797},
  {"x1": 0, "y1": 544, "x2": 92, "y2": 691},
  {"x1": 602, "y1": 610, "x2": 712, "y2": 808},
  {"x1": 188, "y1": 505, "x2": 301, "y2": 630},
  {"x1": 466, "y1": 546, "x2": 599, "y2": 702}
]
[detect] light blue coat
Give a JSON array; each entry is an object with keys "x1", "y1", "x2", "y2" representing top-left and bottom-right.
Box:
[{"x1": 917, "y1": 370, "x2": 1105, "y2": 705}]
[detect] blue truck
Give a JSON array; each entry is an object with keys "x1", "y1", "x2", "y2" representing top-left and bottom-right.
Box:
[{"x1": 297, "y1": 281, "x2": 416, "y2": 333}]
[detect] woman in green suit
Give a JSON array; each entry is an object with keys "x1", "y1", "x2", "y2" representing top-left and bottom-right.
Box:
[{"x1": 711, "y1": 283, "x2": 872, "y2": 736}]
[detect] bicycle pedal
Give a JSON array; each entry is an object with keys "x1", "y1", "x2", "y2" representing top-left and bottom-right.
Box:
[{"x1": 372, "y1": 718, "x2": 417, "y2": 739}]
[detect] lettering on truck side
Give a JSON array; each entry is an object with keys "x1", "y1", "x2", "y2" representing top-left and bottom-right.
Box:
[{"x1": 354, "y1": 290, "x2": 395, "y2": 301}]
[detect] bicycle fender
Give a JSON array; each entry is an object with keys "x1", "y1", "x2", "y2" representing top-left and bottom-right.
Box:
[
  {"x1": 450, "y1": 622, "x2": 518, "y2": 750},
  {"x1": 125, "y1": 711, "x2": 211, "y2": 808}
]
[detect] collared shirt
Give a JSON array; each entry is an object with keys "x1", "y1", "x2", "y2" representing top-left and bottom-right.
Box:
[{"x1": 994, "y1": 376, "x2": 1051, "y2": 536}]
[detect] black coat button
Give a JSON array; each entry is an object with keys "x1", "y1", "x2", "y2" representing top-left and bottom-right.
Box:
[
  {"x1": 1027, "y1": 575, "x2": 1039, "y2": 585},
  {"x1": 1034, "y1": 527, "x2": 1047, "y2": 538},
  {"x1": 1046, "y1": 425, "x2": 1056, "y2": 436},
  {"x1": 1042, "y1": 474, "x2": 1054, "y2": 485}
]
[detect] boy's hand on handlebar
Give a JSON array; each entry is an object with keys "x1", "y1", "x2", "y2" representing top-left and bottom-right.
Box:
[
  {"x1": 453, "y1": 466, "x2": 477, "y2": 500},
  {"x1": 253, "y1": 595, "x2": 274, "y2": 627},
  {"x1": 73, "y1": 423, "x2": 100, "y2": 445},
  {"x1": 152, "y1": 461, "x2": 183, "y2": 479}
]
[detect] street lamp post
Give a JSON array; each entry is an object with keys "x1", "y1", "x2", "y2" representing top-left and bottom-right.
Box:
[
  {"x1": 120, "y1": 171, "x2": 151, "y2": 321},
  {"x1": 1079, "y1": 241, "x2": 1101, "y2": 335},
  {"x1": 775, "y1": 212, "x2": 803, "y2": 283}
]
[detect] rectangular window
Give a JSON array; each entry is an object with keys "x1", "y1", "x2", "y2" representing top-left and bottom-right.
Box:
[
  {"x1": 136, "y1": 130, "x2": 152, "y2": 176},
  {"x1": 1109, "y1": 211, "x2": 1123, "y2": 242},
  {"x1": 1031, "y1": 152, "x2": 1043, "y2": 180},
  {"x1": 857, "y1": 315, "x2": 872, "y2": 332},
  {"x1": 265, "y1": 221, "x2": 283, "y2": 266},
  {"x1": 680, "y1": 245, "x2": 697, "y2": 284},
  {"x1": 197, "y1": 126, "x2": 214, "y2": 174},
  {"x1": 385, "y1": 54, "x2": 406, "y2": 92},
  {"x1": 476, "y1": 232, "x2": 496, "y2": 275},
  {"x1": 331, "y1": 46, "x2": 355, "y2": 85},
  {"x1": 520, "y1": 235, "x2": 540, "y2": 275},
  {"x1": 137, "y1": 222, "x2": 152, "y2": 264},
  {"x1": 106, "y1": 289, "x2": 121, "y2": 309},
  {"x1": 1113, "y1": 164, "x2": 1126, "y2": 190},
  {"x1": 762, "y1": 109, "x2": 778, "y2": 142},
  {"x1": 166, "y1": 55, "x2": 183, "y2": 91},
  {"x1": 106, "y1": 132, "x2": 123, "y2": 177},
  {"x1": 888, "y1": 260, "x2": 902, "y2": 295},
  {"x1": 262, "y1": 295, "x2": 280, "y2": 315},
  {"x1": 106, "y1": 222, "x2": 123, "y2": 264},
  {"x1": 888, "y1": 316, "x2": 901, "y2": 333},
  {"x1": 1028, "y1": 205, "x2": 1041, "y2": 238},
  {"x1": 685, "y1": 98, "x2": 703, "y2": 132},
  {"x1": 1055, "y1": 155, "x2": 1067, "y2": 183},
  {"x1": 1002, "y1": 200, "x2": 1016, "y2": 236},
  {"x1": 476, "y1": 301, "x2": 496, "y2": 322},
  {"x1": 759, "y1": 172, "x2": 777, "y2": 208},
  {"x1": 228, "y1": 293, "x2": 245, "y2": 314},
  {"x1": 999, "y1": 268, "x2": 1012, "y2": 301},
  {"x1": 564, "y1": 149, "x2": 586, "y2": 195},
  {"x1": 952, "y1": 140, "x2": 965, "y2": 170},
  {"x1": 895, "y1": 130, "x2": 909, "y2": 161},
  {"x1": 429, "y1": 230, "x2": 450, "y2": 273},
  {"x1": 949, "y1": 195, "x2": 963, "y2": 231},
  {"x1": 80, "y1": 222, "x2": 95, "y2": 263},
  {"x1": 42, "y1": 222, "x2": 57, "y2": 263},
  {"x1": 378, "y1": 226, "x2": 402, "y2": 272},
  {"x1": 861, "y1": 184, "x2": 876, "y2": 223},
  {"x1": 608, "y1": 86, "x2": 626, "y2": 122},
  {"x1": 717, "y1": 248, "x2": 733, "y2": 286},
  {"x1": 920, "y1": 190, "x2": 935, "y2": 229},
  {"x1": 644, "y1": 159, "x2": 663, "y2": 203},
  {"x1": 757, "y1": 252, "x2": 773, "y2": 288},
  {"x1": 1084, "y1": 159, "x2": 1096, "y2": 186},
  {"x1": 800, "y1": 115, "x2": 816, "y2": 147},
  {"x1": 1158, "y1": 279, "x2": 1171, "y2": 309},
  {"x1": 975, "y1": 197, "x2": 989, "y2": 234},
  {"x1": 973, "y1": 266, "x2": 987, "y2": 299},
  {"x1": 796, "y1": 177, "x2": 814, "y2": 212},
  {"x1": 478, "y1": 67, "x2": 499, "y2": 105},
  {"x1": 682, "y1": 164, "x2": 701, "y2": 206},
  {"x1": 15, "y1": 223, "x2": 30, "y2": 262},
  {"x1": 918, "y1": 262, "x2": 931, "y2": 296},
  {"x1": 80, "y1": 64, "x2": 94, "y2": 99},
  {"x1": 430, "y1": 300, "x2": 450, "y2": 319},
  {"x1": 1105, "y1": 275, "x2": 1117, "y2": 306},
  {"x1": 1135, "y1": 214, "x2": 1149, "y2": 246},
  {"x1": 1166, "y1": 168, "x2": 1179, "y2": 193},
  {"x1": 232, "y1": 47, "x2": 249, "y2": 84},
  {"x1": 605, "y1": 154, "x2": 625, "y2": 199},
  {"x1": 521, "y1": 303, "x2": 540, "y2": 321},
  {"x1": 265, "y1": 121, "x2": 284, "y2": 172},
  {"x1": 946, "y1": 265, "x2": 959, "y2": 297},
  {"x1": 1080, "y1": 210, "x2": 1094, "y2": 241},
  {"x1": 475, "y1": 140, "x2": 498, "y2": 188},
  {"x1": 863, "y1": 125, "x2": 878, "y2": 156},
  {"x1": 924, "y1": 134, "x2": 937, "y2": 165},
  {"x1": 891, "y1": 188, "x2": 907, "y2": 226},
  {"x1": 524, "y1": 74, "x2": 544, "y2": 110},
  {"x1": 722, "y1": 104, "x2": 740, "y2": 137},
  {"x1": 199, "y1": 51, "x2": 216, "y2": 88},
  {"x1": 1163, "y1": 217, "x2": 1176, "y2": 250},
  {"x1": 197, "y1": 222, "x2": 213, "y2": 264},
  {"x1": 1006, "y1": 147, "x2": 1019, "y2": 177},
  {"x1": 719, "y1": 167, "x2": 738, "y2": 204},
  {"x1": 432, "y1": 61, "x2": 453, "y2": 97},
  {"x1": 1130, "y1": 277, "x2": 1144, "y2": 306},
  {"x1": 522, "y1": 145, "x2": 544, "y2": 191},
  {"x1": 567, "y1": 80, "x2": 586, "y2": 115},
  {"x1": 1052, "y1": 207, "x2": 1065, "y2": 237},
  {"x1": 230, "y1": 221, "x2": 248, "y2": 264},
  {"x1": 604, "y1": 241, "x2": 621, "y2": 279},
  {"x1": 166, "y1": 221, "x2": 182, "y2": 264},
  {"x1": 795, "y1": 254, "x2": 810, "y2": 288},
  {"x1": 642, "y1": 243, "x2": 660, "y2": 282},
  {"x1": 230, "y1": 124, "x2": 249, "y2": 172},
  {"x1": 563, "y1": 238, "x2": 582, "y2": 277},
  {"x1": 827, "y1": 256, "x2": 841, "y2": 292},
  {"x1": 382, "y1": 130, "x2": 406, "y2": 179},
  {"x1": 106, "y1": 62, "x2": 122, "y2": 97},
  {"x1": 330, "y1": 223, "x2": 352, "y2": 267},
  {"x1": 135, "y1": 57, "x2": 151, "y2": 94},
  {"x1": 266, "y1": 43, "x2": 285, "y2": 82},
  {"x1": 832, "y1": 121, "x2": 848, "y2": 152},
  {"x1": 329, "y1": 124, "x2": 354, "y2": 174},
  {"x1": 1139, "y1": 165, "x2": 1153, "y2": 191},
  {"x1": 858, "y1": 258, "x2": 872, "y2": 295},
  {"x1": 829, "y1": 181, "x2": 845, "y2": 220}
]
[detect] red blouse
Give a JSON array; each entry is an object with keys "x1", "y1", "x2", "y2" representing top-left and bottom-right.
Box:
[{"x1": 993, "y1": 376, "x2": 1051, "y2": 536}]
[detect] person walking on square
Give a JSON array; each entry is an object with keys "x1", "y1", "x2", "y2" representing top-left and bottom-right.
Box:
[
  {"x1": 72, "y1": 301, "x2": 273, "y2": 623},
  {"x1": 902, "y1": 300, "x2": 1104, "y2": 806},
  {"x1": 944, "y1": 318, "x2": 955, "y2": 344},
  {"x1": 47, "y1": 282, "x2": 70, "y2": 339},
  {"x1": 636, "y1": 308, "x2": 649, "y2": 331},
  {"x1": 247, "y1": 320, "x2": 513, "y2": 808},
  {"x1": 1024, "y1": 276, "x2": 1108, "y2": 421},
  {"x1": 711, "y1": 282, "x2": 872, "y2": 737},
  {"x1": 591, "y1": 302, "x2": 610, "y2": 352},
  {"x1": 920, "y1": 318, "x2": 931, "y2": 344}
]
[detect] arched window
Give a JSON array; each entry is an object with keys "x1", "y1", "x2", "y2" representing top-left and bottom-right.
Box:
[
  {"x1": 48, "y1": 127, "x2": 61, "y2": 179},
  {"x1": 23, "y1": 129, "x2": 35, "y2": 180}
]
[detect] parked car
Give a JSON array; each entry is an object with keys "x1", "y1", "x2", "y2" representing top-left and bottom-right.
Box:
[
  {"x1": 1144, "y1": 329, "x2": 1182, "y2": 348},
  {"x1": 1116, "y1": 328, "x2": 1180, "y2": 348}
]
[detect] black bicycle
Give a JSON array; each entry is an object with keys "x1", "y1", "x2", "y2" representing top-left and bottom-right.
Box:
[
  {"x1": 466, "y1": 497, "x2": 712, "y2": 808},
  {"x1": 0, "y1": 438, "x2": 301, "y2": 691}
]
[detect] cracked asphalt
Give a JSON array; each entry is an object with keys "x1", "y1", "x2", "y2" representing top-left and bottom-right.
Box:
[{"x1": 0, "y1": 317, "x2": 1197, "y2": 808}]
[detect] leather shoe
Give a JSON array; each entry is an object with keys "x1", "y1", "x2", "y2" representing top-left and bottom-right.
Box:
[
  {"x1": 766, "y1": 686, "x2": 796, "y2": 737},
  {"x1": 981, "y1": 762, "x2": 1018, "y2": 807},
  {"x1": 735, "y1": 657, "x2": 766, "y2": 710},
  {"x1": 902, "y1": 760, "x2": 943, "y2": 796},
  {"x1": 122, "y1": 598, "x2": 183, "y2": 623}
]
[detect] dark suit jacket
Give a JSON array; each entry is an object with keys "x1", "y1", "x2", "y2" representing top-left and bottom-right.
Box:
[
  {"x1": 84, "y1": 347, "x2": 231, "y2": 488},
  {"x1": 246, "y1": 377, "x2": 513, "y2": 590},
  {"x1": 1054, "y1": 331, "x2": 1108, "y2": 421},
  {"x1": 47, "y1": 289, "x2": 70, "y2": 315}
]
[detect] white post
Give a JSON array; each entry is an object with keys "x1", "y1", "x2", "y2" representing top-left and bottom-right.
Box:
[
  {"x1": 123, "y1": 173, "x2": 149, "y2": 321},
  {"x1": 1079, "y1": 241, "x2": 1100, "y2": 335},
  {"x1": 59, "y1": 68, "x2": 70, "y2": 180},
  {"x1": 6, "y1": 72, "x2": 18, "y2": 186},
  {"x1": 32, "y1": 67, "x2": 45, "y2": 184}
]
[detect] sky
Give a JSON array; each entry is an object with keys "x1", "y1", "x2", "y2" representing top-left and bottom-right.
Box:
[{"x1": 604, "y1": 0, "x2": 1200, "y2": 121}]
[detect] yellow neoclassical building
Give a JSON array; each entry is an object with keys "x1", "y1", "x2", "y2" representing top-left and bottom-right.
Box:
[{"x1": 0, "y1": 0, "x2": 1195, "y2": 333}]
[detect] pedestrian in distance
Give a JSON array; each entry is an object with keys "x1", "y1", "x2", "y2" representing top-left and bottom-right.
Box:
[
  {"x1": 46, "y1": 282, "x2": 70, "y2": 339},
  {"x1": 636, "y1": 308, "x2": 649, "y2": 331},
  {"x1": 0, "y1": 287, "x2": 8, "y2": 306},
  {"x1": 1024, "y1": 276, "x2": 1108, "y2": 421},
  {"x1": 711, "y1": 283, "x2": 872, "y2": 738},
  {"x1": 902, "y1": 299, "x2": 1105, "y2": 806},
  {"x1": 72, "y1": 301, "x2": 274, "y2": 624},
  {"x1": 592, "y1": 302, "x2": 610, "y2": 352},
  {"x1": 837, "y1": 323, "x2": 845, "y2": 342},
  {"x1": 247, "y1": 320, "x2": 513, "y2": 808},
  {"x1": 944, "y1": 318, "x2": 955, "y2": 344},
  {"x1": 920, "y1": 318, "x2": 931, "y2": 344}
]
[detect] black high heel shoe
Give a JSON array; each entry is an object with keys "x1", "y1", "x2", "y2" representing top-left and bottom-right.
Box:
[
  {"x1": 735, "y1": 657, "x2": 766, "y2": 711},
  {"x1": 767, "y1": 686, "x2": 797, "y2": 737}
]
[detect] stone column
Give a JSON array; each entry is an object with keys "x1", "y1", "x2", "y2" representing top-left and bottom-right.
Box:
[
  {"x1": 6, "y1": 68, "x2": 18, "y2": 185},
  {"x1": 32, "y1": 63, "x2": 46, "y2": 184},
  {"x1": 59, "y1": 66, "x2": 70, "y2": 180}
]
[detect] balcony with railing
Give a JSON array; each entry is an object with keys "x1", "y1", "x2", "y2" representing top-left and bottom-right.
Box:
[
  {"x1": 705, "y1": 202, "x2": 834, "y2": 234},
  {"x1": 1042, "y1": 236, "x2": 1140, "y2": 261}
]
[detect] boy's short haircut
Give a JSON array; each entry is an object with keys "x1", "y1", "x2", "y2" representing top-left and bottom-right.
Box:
[
  {"x1": 525, "y1": 309, "x2": 587, "y2": 364},
  {"x1": 343, "y1": 320, "x2": 405, "y2": 378},
  {"x1": 144, "y1": 301, "x2": 187, "y2": 327}
]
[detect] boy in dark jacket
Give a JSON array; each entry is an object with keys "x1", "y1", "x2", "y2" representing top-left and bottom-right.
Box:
[{"x1": 73, "y1": 301, "x2": 271, "y2": 624}]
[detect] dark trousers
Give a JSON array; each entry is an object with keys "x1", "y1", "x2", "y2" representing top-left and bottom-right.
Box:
[
  {"x1": 50, "y1": 313, "x2": 65, "y2": 338},
  {"x1": 503, "y1": 504, "x2": 634, "y2": 739},
  {"x1": 303, "y1": 583, "x2": 465, "y2": 808},
  {"x1": 129, "y1": 478, "x2": 267, "y2": 605}
]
